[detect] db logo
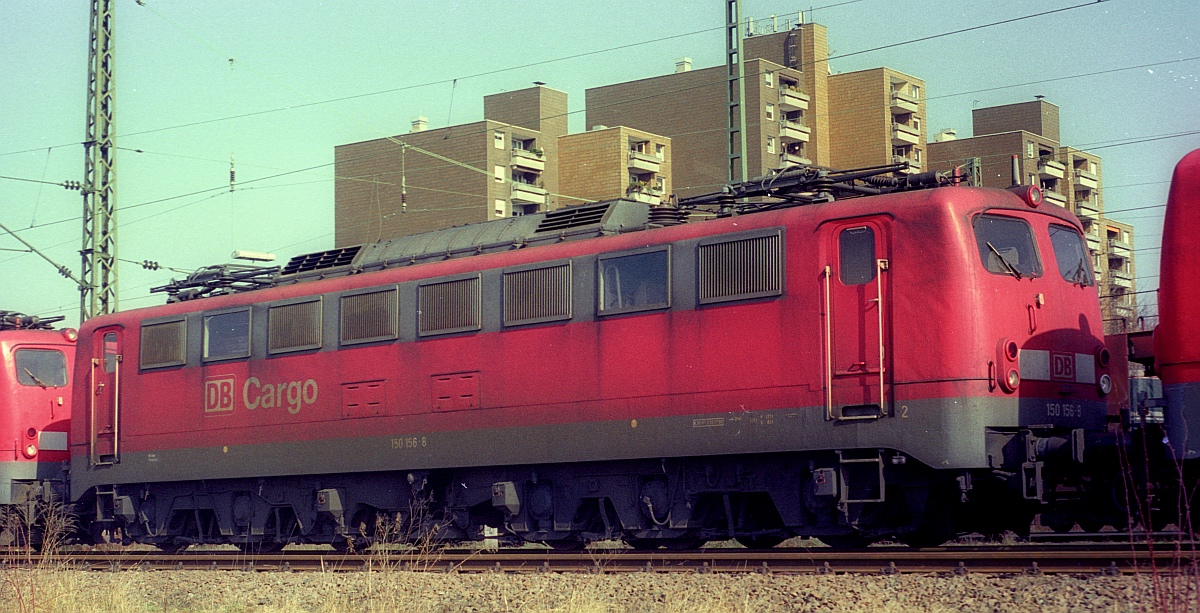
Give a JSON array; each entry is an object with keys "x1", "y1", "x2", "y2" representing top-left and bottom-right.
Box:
[
  {"x1": 204, "y1": 376, "x2": 235, "y2": 413},
  {"x1": 1051, "y1": 352, "x2": 1075, "y2": 381}
]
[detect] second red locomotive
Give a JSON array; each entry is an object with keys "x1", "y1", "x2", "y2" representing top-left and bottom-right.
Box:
[{"x1": 68, "y1": 168, "x2": 1115, "y2": 550}]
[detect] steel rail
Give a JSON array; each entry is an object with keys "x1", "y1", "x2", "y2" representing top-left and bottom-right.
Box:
[{"x1": 9, "y1": 545, "x2": 1198, "y2": 575}]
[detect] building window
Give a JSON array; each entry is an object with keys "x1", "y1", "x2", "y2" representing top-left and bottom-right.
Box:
[
  {"x1": 655, "y1": 143, "x2": 665, "y2": 160},
  {"x1": 764, "y1": 71, "x2": 774, "y2": 87},
  {"x1": 1026, "y1": 141, "x2": 1036, "y2": 159},
  {"x1": 765, "y1": 103, "x2": 775, "y2": 121},
  {"x1": 493, "y1": 131, "x2": 504, "y2": 149},
  {"x1": 913, "y1": 148, "x2": 921, "y2": 163},
  {"x1": 911, "y1": 84, "x2": 920, "y2": 98},
  {"x1": 912, "y1": 117, "x2": 920, "y2": 131},
  {"x1": 204, "y1": 309, "x2": 251, "y2": 362},
  {"x1": 495, "y1": 199, "x2": 506, "y2": 217},
  {"x1": 766, "y1": 136, "x2": 776, "y2": 154},
  {"x1": 655, "y1": 176, "x2": 664, "y2": 191},
  {"x1": 494, "y1": 165, "x2": 504, "y2": 182},
  {"x1": 598, "y1": 249, "x2": 670, "y2": 315}
]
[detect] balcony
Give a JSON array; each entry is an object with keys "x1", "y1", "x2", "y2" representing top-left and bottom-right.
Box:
[
  {"x1": 1075, "y1": 198, "x2": 1100, "y2": 219},
  {"x1": 1108, "y1": 238, "x2": 1131, "y2": 257},
  {"x1": 1038, "y1": 159, "x2": 1066, "y2": 180},
  {"x1": 511, "y1": 148, "x2": 545, "y2": 172},
  {"x1": 891, "y1": 122, "x2": 920, "y2": 146},
  {"x1": 1042, "y1": 189, "x2": 1067, "y2": 206},
  {"x1": 510, "y1": 182, "x2": 547, "y2": 205},
  {"x1": 1111, "y1": 303, "x2": 1135, "y2": 319},
  {"x1": 890, "y1": 90, "x2": 919, "y2": 114},
  {"x1": 1108, "y1": 269, "x2": 1133, "y2": 289},
  {"x1": 892, "y1": 154, "x2": 923, "y2": 172},
  {"x1": 628, "y1": 150, "x2": 661, "y2": 173},
  {"x1": 626, "y1": 186, "x2": 665, "y2": 205},
  {"x1": 781, "y1": 152, "x2": 812, "y2": 166},
  {"x1": 779, "y1": 88, "x2": 810, "y2": 111},
  {"x1": 780, "y1": 120, "x2": 811, "y2": 143},
  {"x1": 1086, "y1": 234, "x2": 1102, "y2": 253},
  {"x1": 1074, "y1": 168, "x2": 1099, "y2": 190}
]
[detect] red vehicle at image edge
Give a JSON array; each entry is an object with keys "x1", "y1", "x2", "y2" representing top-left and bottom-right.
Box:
[
  {"x1": 65, "y1": 165, "x2": 1125, "y2": 550},
  {"x1": 0, "y1": 311, "x2": 74, "y2": 544}
]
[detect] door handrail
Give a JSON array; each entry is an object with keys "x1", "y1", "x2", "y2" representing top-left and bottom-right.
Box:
[{"x1": 823, "y1": 265, "x2": 833, "y2": 421}]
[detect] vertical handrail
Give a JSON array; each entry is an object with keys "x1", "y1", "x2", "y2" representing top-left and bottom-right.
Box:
[
  {"x1": 876, "y1": 259, "x2": 888, "y2": 416},
  {"x1": 823, "y1": 265, "x2": 833, "y2": 420},
  {"x1": 112, "y1": 353, "x2": 121, "y2": 462},
  {"x1": 89, "y1": 358, "x2": 99, "y2": 466}
]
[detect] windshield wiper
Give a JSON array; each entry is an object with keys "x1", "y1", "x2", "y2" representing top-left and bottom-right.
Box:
[
  {"x1": 986, "y1": 242, "x2": 1023, "y2": 279},
  {"x1": 1072, "y1": 257, "x2": 1090, "y2": 286},
  {"x1": 23, "y1": 367, "x2": 48, "y2": 389}
]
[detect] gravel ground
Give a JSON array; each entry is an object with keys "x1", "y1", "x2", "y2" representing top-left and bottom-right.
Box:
[{"x1": 2, "y1": 569, "x2": 1195, "y2": 613}]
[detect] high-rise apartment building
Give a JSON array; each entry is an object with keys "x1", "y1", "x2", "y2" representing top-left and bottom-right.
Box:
[
  {"x1": 827, "y1": 68, "x2": 927, "y2": 173},
  {"x1": 558, "y1": 126, "x2": 672, "y2": 206},
  {"x1": 927, "y1": 99, "x2": 1137, "y2": 331},
  {"x1": 334, "y1": 86, "x2": 567, "y2": 247},
  {"x1": 586, "y1": 23, "x2": 829, "y2": 199}
]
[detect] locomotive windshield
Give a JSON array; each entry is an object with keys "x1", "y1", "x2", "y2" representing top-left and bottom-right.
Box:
[
  {"x1": 973, "y1": 215, "x2": 1043, "y2": 279},
  {"x1": 1049, "y1": 224, "x2": 1094, "y2": 286},
  {"x1": 14, "y1": 348, "x2": 68, "y2": 388}
]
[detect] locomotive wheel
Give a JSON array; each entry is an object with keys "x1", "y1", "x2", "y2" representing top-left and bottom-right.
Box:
[{"x1": 735, "y1": 536, "x2": 784, "y2": 549}]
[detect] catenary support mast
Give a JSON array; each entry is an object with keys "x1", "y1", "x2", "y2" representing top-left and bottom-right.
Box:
[{"x1": 82, "y1": 0, "x2": 118, "y2": 322}]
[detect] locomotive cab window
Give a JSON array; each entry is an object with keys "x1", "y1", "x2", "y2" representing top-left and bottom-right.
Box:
[
  {"x1": 15, "y1": 349, "x2": 68, "y2": 387},
  {"x1": 598, "y1": 248, "x2": 670, "y2": 315},
  {"x1": 839, "y1": 227, "x2": 876, "y2": 285},
  {"x1": 973, "y1": 215, "x2": 1042, "y2": 279},
  {"x1": 1049, "y1": 224, "x2": 1094, "y2": 286},
  {"x1": 203, "y1": 309, "x2": 251, "y2": 361}
]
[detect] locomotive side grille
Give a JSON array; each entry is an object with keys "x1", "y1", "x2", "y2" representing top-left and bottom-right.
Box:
[
  {"x1": 340, "y1": 288, "x2": 399, "y2": 345},
  {"x1": 419, "y1": 276, "x2": 481, "y2": 336},
  {"x1": 698, "y1": 231, "x2": 784, "y2": 304},
  {"x1": 140, "y1": 319, "x2": 186, "y2": 369},
  {"x1": 503, "y1": 263, "x2": 572, "y2": 326},
  {"x1": 268, "y1": 299, "x2": 323, "y2": 353}
]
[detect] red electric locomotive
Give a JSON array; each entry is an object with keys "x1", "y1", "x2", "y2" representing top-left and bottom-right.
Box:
[
  {"x1": 1159, "y1": 149, "x2": 1200, "y2": 460},
  {"x1": 69, "y1": 167, "x2": 1115, "y2": 550},
  {"x1": 0, "y1": 311, "x2": 74, "y2": 544}
]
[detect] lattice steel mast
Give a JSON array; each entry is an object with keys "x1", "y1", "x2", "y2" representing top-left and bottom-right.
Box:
[{"x1": 82, "y1": 0, "x2": 118, "y2": 322}]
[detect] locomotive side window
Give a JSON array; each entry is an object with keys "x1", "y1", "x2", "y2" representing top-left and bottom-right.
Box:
[
  {"x1": 15, "y1": 349, "x2": 68, "y2": 387},
  {"x1": 269, "y1": 299, "x2": 323, "y2": 354},
  {"x1": 699, "y1": 231, "x2": 784, "y2": 304},
  {"x1": 973, "y1": 215, "x2": 1043, "y2": 279},
  {"x1": 140, "y1": 319, "x2": 187, "y2": 369},
  {"x1": 839, "y1": 227, "x2": 876, "y2": 285},
  {"x1": 504, "y1": 262, "x2": 572, "y2": 326},
  {"x1": 1049, "y1": 224, "x2": 1094, "y2": 286},
  {"x1": 418, "y1": 275, "x2": 481, "y2": 336},
  {"x1": 598, "y1": 249, "x2": 670, "y2": 315},
  {"x1": 341, "y1": 288, "x2": 399, "y2": 345},
  {"x1": 203, "y1": 310, "x2": 251, "y2": 361}
]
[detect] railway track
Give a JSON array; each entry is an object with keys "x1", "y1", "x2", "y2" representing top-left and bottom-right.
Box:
[{"x1": 7, "y1": 544, "x2": 1197, "y2": 575}]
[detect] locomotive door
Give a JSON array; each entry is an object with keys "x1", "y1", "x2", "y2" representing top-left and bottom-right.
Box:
[
  {"x1": 822, "y1": 220, "x2": 891, "y2": 420},
  {"x1": 90, "y1": 327, "x2": 122, "y2": 465}
]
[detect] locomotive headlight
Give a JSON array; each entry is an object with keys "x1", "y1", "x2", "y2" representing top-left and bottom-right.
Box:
[
  {"x1": 63, "y1": 328, "x2": 78, "y2": 342},
  {"x1": 1099, "y1": 374, "x2": 1113, "y2": 396},
  {"x1": 999, "y1": 368, "x2": 1021, "y2": 393},
  {"x1": 23, "y1": 444, "x2": 37, "y2": 458}
]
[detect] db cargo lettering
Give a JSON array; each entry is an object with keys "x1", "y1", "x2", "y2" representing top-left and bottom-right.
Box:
[
  {"x1": 204, "y1": 376, "x2": 236, "y2": 413},
  {"x1": 243, "y1": 377, "x2": 318, "y2": 414}
]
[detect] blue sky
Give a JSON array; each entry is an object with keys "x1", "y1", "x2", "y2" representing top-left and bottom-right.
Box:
[{"x1": 1, "y1": 0, "x2": 1197, "y2": 325}]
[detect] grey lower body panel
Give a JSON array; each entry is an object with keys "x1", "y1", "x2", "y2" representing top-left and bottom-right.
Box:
[
  {"x1": 0, "y1": 460, "x2": 66, "y2": 505},
  {"x1": 70, "y1": 395, "x2": 1100, "y2": 498}
]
